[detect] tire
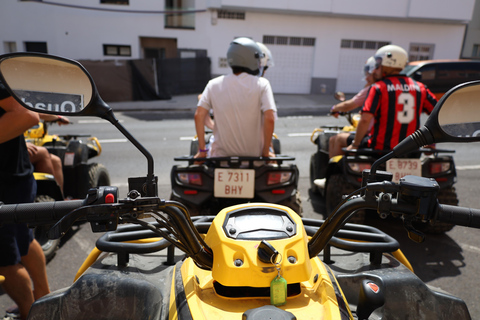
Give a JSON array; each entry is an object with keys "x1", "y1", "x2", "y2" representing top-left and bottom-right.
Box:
[
  {"x1": 309, "y1": 154, "x2": 319, "y2": 193},
  {"x1": 325, "y1": 174, "x2": 364, "y2": 223},
  {"x1": 34, "y1": 195, "x2": 60, "y2": 262},
  {"x1": 87, "y1": 163, "x2": 111, "y2": 189},
  {"x1": 190, "y1": 140, "x2": 199, "y2": 156},
  {"x1": 272, "y1": 138, "x2": 281, "y2": 154},
  {"x1": 278, "y1": 191, "x2": 303, "y2": 216},
  {"x1": 414, "y1": 187, "x2": 458, "y2": 234}
]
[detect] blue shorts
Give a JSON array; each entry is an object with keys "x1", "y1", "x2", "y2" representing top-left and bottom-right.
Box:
[{"x1": 0, "y1": 175, "x2": 36, "y2": 266}]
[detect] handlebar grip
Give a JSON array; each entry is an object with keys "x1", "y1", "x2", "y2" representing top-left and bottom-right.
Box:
[
  {"x1": 437, "y1": 204, "x2": 480, "y2": 228},
  {"x1": 0, "y1": 200, "x2": 85, "y2": 225}
]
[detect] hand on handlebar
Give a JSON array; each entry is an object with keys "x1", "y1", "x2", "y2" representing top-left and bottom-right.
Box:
[{"x1": 56, "y1": 116, "x2": 70, "y2": 125}]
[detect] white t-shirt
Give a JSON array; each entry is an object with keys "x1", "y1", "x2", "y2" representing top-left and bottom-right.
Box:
[{"x1": 197, "y1": 73, "x2": 277, "y2": 157}]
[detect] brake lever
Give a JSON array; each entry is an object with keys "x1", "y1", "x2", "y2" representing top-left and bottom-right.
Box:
[{"x1": 48, "y1": 204, "x2": 119, "y2": 239}]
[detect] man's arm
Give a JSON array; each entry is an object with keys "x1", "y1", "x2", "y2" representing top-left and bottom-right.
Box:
[
  {"x1": 347, "y1": 112, "x2": 373, "y2": 150},
  {"x1": 194, "y1": 106, "x2": 209, "y2": 158},
  {"x1": 0, "y1": 96, "x2": 40, "y2": 144},
  {"x1": 262, "y1": 109, "x2": 275, "y2": 157}
]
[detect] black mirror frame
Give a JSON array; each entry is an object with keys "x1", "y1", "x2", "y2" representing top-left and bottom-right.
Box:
[
  {"x1": 424, "y1": 79, "x2": 480, "y2": 144},
  {"x1": 0, "y1": 52, "x2": 112, "y2": 119}
]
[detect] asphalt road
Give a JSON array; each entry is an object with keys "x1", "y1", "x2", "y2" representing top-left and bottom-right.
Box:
[{"x1": 2, "y1": 110, "x2": 480, "y2": 318}]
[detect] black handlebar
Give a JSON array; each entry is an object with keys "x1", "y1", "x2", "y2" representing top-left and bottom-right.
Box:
[
  {"x1": 437, "y1": 204, "x2": 480, "y2": 228},
  {"x1": 0, "y1": 200, "x2": 85, "y2": 226}
]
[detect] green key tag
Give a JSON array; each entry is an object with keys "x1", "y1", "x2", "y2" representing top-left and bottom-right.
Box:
[{"x1": 270, "y1": 275, "x2": 287, "y2": 306}]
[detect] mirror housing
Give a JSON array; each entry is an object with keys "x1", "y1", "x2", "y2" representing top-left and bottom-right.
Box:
[
  {"x1": 0, "y1": 52, "x2": 158, "y2": 196},
  {"x1": 0, "y1": 52, "x2": 112, "y2": 119}
]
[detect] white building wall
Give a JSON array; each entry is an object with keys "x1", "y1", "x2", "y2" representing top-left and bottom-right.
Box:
[{"x1": 0, "y1": 0, "x2": 475, "y2": 94}]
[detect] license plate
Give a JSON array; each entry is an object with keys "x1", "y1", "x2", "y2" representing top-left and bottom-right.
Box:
[
  {"x1": 214, "y1": 169, "x2": 255, "y2": 198},
  {"x1": 386, "y1": 158, "x2": 422, "y2": 182}
]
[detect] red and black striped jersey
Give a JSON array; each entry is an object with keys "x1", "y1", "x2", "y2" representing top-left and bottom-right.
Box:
[{"x1": 362, "y1": 75, "x2": 437, "y2": 150}]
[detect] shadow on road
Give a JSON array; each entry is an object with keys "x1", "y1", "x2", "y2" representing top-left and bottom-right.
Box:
[{"x1": 307, "y1": 187, "x2": 466, "y2": 283}]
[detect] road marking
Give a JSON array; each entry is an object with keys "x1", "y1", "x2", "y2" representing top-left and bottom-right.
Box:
[
  {"x1": 77, "y1": 119, "x2": 124, "y2": 124},
  {"x1": 460, "y1": 242, "x2": 480, "y2": 254},
  {"x1": 98, "y1": 139, "x2": 128, "y2": 143},
  {"x1": 180, "y1": 136, "x2": 194, "y2": 140},
  {"x1": 288, "y1": 133, "x2": 312, "y2": 137},
  {"x1": 456, "y1": 165, "x2": 480, "y2": 171},
  {"x1": 285, "y1": 116, "x2": 313, "y2": 119}
]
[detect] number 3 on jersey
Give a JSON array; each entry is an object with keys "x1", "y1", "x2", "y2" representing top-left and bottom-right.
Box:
[{"x1": 397, "y1": 92, "x2": 415, "y2": 124}]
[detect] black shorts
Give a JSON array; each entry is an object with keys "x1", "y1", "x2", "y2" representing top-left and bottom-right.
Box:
[
  {"x1": 346, "y1": 133, "x2": 369, "y2": 148},
  {"x1": 0, "y1": 175, "x2": 36, "y2": 266}
]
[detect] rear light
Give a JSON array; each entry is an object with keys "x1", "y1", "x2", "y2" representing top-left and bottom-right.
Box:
[
  {"x1": 429, "y1": 162, "x2": 450, "y2": 175},
  {"x1": 348, "y1": 162, "x2": 372, "y2": 173},
  {"x1": 177, "y1": 173, "x2": 203, "y2": 186},
  {"x1": 267, "y1": 172, "x2": 292, "y2": 185}
]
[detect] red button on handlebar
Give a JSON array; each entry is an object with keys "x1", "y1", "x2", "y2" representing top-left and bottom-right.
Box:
[{"x1": 105, "y1": 193, "x2": 115, "y2": 203}]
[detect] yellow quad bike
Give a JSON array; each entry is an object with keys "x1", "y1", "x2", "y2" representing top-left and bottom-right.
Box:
[
  {"x1": 24, "y1": 120, "x2": 111, "y2": 200},
  {"x1": 1, "y1": 53, "x2": 479, "y2": 319},
  {"x1": 309, "y1": 96, "x2": 458, "y2": 234}
]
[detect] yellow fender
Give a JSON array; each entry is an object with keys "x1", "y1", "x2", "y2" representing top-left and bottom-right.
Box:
[
  {"x1": 310, "y1": 128, "x2": 324, "y2": 144},
  {"x1": 88, "y1": 136, "x2": 102, "y2": 155}
]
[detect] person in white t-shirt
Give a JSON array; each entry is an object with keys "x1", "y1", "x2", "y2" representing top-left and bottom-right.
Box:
[{"x1": 194, "y1": 37, "x2": 277, "y2": 158}]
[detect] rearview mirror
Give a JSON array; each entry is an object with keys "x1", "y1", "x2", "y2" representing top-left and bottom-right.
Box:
[
  {"x1": 425, "y1": 80, "x2": 480, "y2": 143},
  {"x1": 0, "y1": 53, "x2": 97, "y2": 116}
]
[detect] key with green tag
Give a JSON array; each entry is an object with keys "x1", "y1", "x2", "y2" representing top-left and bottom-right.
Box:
[
  {"x1": 270, "y1": 255, "x2": 287, "y2": 306},
  {"x1": 270, "y1": 274, "x2": 287, "y2": 306}
]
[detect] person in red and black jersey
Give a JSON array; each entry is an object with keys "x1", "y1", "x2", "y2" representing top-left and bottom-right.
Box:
[{"x1": 347, "y1": 44, "x2": 437, "y2": 152}]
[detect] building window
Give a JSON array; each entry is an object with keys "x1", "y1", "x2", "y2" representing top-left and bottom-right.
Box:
[
  {"x1": 409, "y1": 43, "x2": 434, "y2": 61},
  {"x1": 341, "y1": 39, "x2": 389, "y2": 50},
  {"x1": 219, "y1": 57, "x2": 228, "y2": 68},
  {"x1": 263, "y1": 36, "x2": 315, "y2": 47},
  {"x1": 165, "y1": 0, "x2": 195, "y2": 29},
  {"x1": 103, "y1": 44, "x2": 131, "y2": 57},
  {"x1": 4, "y1": 42, "x2": 17, "y2": 53},
  {"x1": 472, "y1": 44, "x2": 480, "y2": 58},
  {"x1": 218, "y1": 10, "x2": 245, "y2": 20},
  {"x1": 25, "y1": 42, "x2": 48, "y2": 53}
]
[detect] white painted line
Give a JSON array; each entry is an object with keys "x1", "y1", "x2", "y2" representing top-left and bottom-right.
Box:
[
  {"x1": 460, "y1": 242, "x2": 480, "y2": 254},
  {"x1": 77, "y1": 119, "x2": 124, "y2": 124},
  {"x1": 288, "y1": 133, "x2": 312, "y2": 137},
  {"x1": 180, "y1": 136, "x2": 195, "y2": 140},
  {"x1": 285, "y1": 116, "x2": 313, "y2": 119},
  {"x1": 98, "y1": 139, "x2": 128, "y2": 143},
  {"x1": 456, "y1": 165, "x2": 480, "y2": 171}
]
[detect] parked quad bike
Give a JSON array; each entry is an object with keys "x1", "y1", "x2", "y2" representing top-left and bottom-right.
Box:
[
  {"x1": 170, "y1": 131, "x2": 302, "y2": 216},
  {"x1": 2, "y1": 53, "x2": 480, "y2": 319},
  {"x1": 310, "y1": 100, "x2": 458, "y2": 233},
  {"x1": 24, "y1": 108, "x2": 111, "y2": 260},
  {"x1": 25, "y1": 119, "x2": 111, "y2": 200}
]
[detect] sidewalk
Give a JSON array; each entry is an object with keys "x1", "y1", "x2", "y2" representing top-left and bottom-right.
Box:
[{"x1": 108, "y1": 93, "x2": 340, "y2": 116}]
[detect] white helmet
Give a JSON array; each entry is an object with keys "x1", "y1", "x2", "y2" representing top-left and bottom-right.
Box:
[
  {"x1": 375, "y1": 45, "x2": 408, "y2": 70},
  {"x1": 227, "y1": 37, "x2": 264, "y2": 75},
  {"x1": 363, "y1": 56, "x2": 376, "y2": 75},
  {"x1": 256, "y1": 42, "x2": 274, "y2": 69}
]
